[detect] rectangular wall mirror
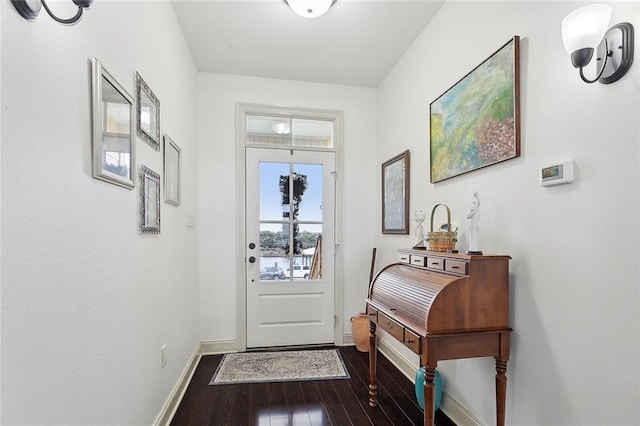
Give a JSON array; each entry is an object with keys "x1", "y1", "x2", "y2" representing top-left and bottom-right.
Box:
[
  {"x1": 91, "y1": 57, "x2": 136, "y2": 189},
  {"x1": 136, "y1": 72, "x2": 161, "y2": 151}
]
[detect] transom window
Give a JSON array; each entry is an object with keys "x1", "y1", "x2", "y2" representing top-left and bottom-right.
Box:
[{"x1": 246, "y1": 116, "x2": 334, "y2": 149}]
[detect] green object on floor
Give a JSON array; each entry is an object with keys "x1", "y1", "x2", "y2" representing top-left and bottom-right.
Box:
[{"x1": 415, "y1": 367, "x2": 443, "y2": 411}]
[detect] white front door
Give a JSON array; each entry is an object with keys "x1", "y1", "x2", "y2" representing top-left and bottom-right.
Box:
[{"x1": 246, "y1": 147, "x2": 335, "y2": 348}]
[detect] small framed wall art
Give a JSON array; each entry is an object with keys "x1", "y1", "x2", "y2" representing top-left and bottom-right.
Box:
[
  {"x1": 163, "y1": 134, "x2": 181, "y2": 206},
  {"x1": 136, "y1": 72, "x2": 161, "y2": 151},
  {"x1": 382, "y1": 150, "x2": 410, "y2": 234},
  {"x1": 430, "y1": 36, "x2": 520, "y2": 183},
  {"x1": 140, "y1": 165, "x2": 161, "y2": 234}
]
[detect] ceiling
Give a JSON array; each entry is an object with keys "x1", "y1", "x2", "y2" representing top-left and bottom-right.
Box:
[{"x1": 171, "y1": 0, "x2": 445, "y2": 88}]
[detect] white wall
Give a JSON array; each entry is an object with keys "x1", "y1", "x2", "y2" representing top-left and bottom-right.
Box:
[
  {"x1": 1, "y1": 1, "x2": 199, "y2": 424},
  {"x1": 0, "y1": 2, "x2": 3, "y2": 422},
  {"x1": 3, "y1": 1, "x2": 638, "y2": 424},
  {"x1": 197, "y1": 73, "x2": 378, "y2": 343},
  {"x1": 376, "y1": 1, "x2": 639, "y2": 425}
]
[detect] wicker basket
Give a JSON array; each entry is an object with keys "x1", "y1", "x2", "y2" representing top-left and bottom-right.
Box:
[{"x1": 426, "y1": 204, "x2": 457, "y2": 252}]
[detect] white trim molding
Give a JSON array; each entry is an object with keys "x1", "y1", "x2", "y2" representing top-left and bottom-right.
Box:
[
  {"x1": 154, "y1": 340, "x2": 240, "y2": 425},
  {"x1": 153, "y1": 343, "x2": 202, "y2": 426},
  {"x1": 200, "y1": 339, "x2": 240, "y2": 355},
  {"x1": 441, "y1": 392, "x2": 485, "y2": 426},
  {"x1": 234, "y1": 102, "x2": 345, "y2": 351}
]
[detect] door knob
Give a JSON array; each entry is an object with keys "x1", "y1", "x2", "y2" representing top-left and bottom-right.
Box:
[{"x1": 248, "y1": 256, "x2": 256, "y2": 263}]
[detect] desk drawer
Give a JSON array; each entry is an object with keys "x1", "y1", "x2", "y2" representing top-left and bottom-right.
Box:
[
  {"x1": 410, "y1": 255, "x2": 427, "y2": 267},
  {"x1": 445, "y1": 259, "x2": 469, "y2": 275},
  {"x1": 403, "y1": 328, "x2": 421, "y2": 354},
  {"x1": 398, "y1": 253, "x2": 410, "y2": 264},
  {"x1": 426, "y1": 257, "x2": 445, "y2": 270},
  {"x1": 378, "y1": 312, "x2": 404, "y2": 341}
]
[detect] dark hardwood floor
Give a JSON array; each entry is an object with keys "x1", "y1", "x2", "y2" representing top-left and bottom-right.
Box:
[{"x1": 170, "y1": 346, "x2": 456, "y2": 426}]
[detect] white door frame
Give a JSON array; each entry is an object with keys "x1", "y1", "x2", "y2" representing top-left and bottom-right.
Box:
[{"x1": 235, "y1": 103, "x2": 344, "y2": 352}]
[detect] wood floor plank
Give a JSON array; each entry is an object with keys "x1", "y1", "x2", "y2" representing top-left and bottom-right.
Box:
[
  {"x1": 374, "y1": 356, "x2": 423, "y2": 424},
  {"x1": 338, "y1": 349, "x2": 394, "y2": 426},
  {"x1": 221, "y1": 384, "x2": 250, "y2": 426},
  {"x1": 299, "y1": 380, "x2": 333, "y2": 426},
  {"x1": 170, "y1": 346, "x2": 456, "y2": 426},
  {"x1": 329, "y1": 377, "x2": 372, "y2": 426},
  {"x1": 170, "y1": 355, "x2": 220, "y2": 425},
  {"x1": 339, "y1": 348, "x2": 409, "y2": 426},
  {"x1": 315, "y1": 379, "x2": 352, "y2": 426},
  {"x1": 284, "y1": 381, "x2": 314, "y2": 426}
]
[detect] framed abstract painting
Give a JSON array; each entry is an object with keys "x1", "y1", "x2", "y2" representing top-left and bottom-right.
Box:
[
  {"x1": 382, "y1": 150, "x2": 410, "y2": 234},
  {"x1": 430, "y1": 36, "x2": 520, "y2": 183}
]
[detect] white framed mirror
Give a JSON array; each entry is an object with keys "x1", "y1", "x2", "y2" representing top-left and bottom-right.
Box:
[{"x1": 91, "y1": 57, "x2": 136, "y2": 189}]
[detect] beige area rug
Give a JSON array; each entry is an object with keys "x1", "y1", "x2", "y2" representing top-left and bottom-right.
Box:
[{"x1": 209, "y1": 349, "x2": 350, "y2": 385}]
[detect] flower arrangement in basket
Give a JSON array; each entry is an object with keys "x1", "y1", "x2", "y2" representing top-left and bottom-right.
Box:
[{"x1": 426, "y1": 204, "x2": 457, "y2": 252}]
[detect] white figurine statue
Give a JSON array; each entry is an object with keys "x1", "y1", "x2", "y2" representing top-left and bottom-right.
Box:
[
  {"x1": 413, "y1": 209, "x2": 426, "y2": 248},
  {"x1": 466, "y1": 192, "x2": 482, "y2": 254}
]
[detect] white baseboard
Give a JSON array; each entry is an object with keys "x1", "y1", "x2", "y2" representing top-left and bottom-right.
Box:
[
  {"x1": 154, "y1": 339, "x2": 240, "y2": 425},
  {"x1": 200, "y1": 339, "x2": 240, "y2": 355},
  {"x1": 343, "y1": 332, "x2": 355, "y2": 346},
  {"x1": 153, "y1": 343, "x2": 202, "y2": 426},
  {"x1": 376, "y1": 335, "x2": 483, "y2": 426},
  {"x1": 440, "y1": 392, "x2": 484, "y2": 426}
]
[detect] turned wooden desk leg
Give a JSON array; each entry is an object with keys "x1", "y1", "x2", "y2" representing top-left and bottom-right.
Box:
[
  {"x1": 423, "y1": 366, "x2": 437, "y2": 426},
  {"x1": 368, "y1": 321, "x2": 378, "y2": 407},
  {"x1": 495, "y1": 357, "x2": 508, "y2": 426}
]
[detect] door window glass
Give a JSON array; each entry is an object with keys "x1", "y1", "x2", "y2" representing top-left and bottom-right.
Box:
[{"x1": 258, "y1": 162, "x2": 324, "y2": 281}]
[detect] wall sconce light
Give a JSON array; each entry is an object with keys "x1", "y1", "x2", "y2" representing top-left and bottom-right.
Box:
[
  {"x1": 561, "y1": 3, "x2": 634, "y2": 84},
  {"x1": 11, "y1": 0, "x2": 92, "y2": 25},
  {"x1": 284, "y1": 0, "x2": 336, "y2": 19}
]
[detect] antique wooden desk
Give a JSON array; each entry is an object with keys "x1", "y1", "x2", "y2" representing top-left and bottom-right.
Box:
[{"x1": 365, "y1": 249, "x2": 512, "y2": 426}]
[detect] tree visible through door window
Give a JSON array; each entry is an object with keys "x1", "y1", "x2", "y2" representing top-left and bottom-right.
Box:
[{"x1": 258, "y1": 162, "x2": 323, "y2": 280}]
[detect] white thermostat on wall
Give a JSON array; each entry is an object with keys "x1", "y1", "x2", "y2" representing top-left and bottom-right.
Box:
[{"x1": 540, "y1": 160, "x2": 574, "y2": 187}]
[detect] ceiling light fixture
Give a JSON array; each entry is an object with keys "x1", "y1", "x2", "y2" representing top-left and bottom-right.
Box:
[
  {"x1": 284, "y1": 0, "x2": 336, "y2": 19},
  {"x1": 11, "y1": 0, "x2": 92, "y2": 25},
  {"x1": 272, "y1": 122, "x2": 291, "y2": 135},
  {"x1": 561, "y1": 3, "x2": 634, "y2": 84}
]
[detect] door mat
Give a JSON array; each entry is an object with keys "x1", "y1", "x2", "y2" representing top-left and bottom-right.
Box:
[{"x1": 209, "y1": 349, "x2": 350, "y2": 385}]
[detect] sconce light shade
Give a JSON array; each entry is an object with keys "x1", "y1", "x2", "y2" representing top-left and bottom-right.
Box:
[
  {"x1": 11, "y1": 0, "x2": 92, "y2": 25},
  {"x1": 284, "y1": 0, "x2": 336, "y2": 19},
  {"x1": 562, "y1": 3, "x2": 611, "y2": 60},
  {"x1": 561, "y1": 3, "x2": 634, "y2": 84}
]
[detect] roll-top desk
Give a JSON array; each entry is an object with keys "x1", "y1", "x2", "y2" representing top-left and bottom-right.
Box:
[{"x1": 365, "y1": 249, "x2": 512, "y2": 426}]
